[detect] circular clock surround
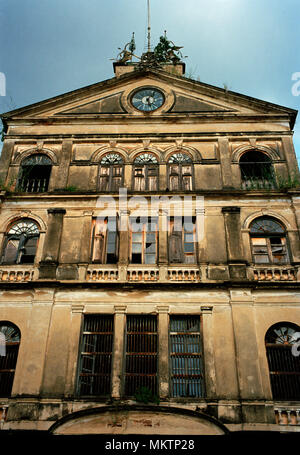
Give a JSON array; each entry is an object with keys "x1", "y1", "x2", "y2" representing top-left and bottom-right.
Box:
[{"x1": 131, "y1": 87, "x2": 165, "y2": 112}]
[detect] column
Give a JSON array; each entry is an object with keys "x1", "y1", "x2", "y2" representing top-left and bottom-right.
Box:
[
  {"x1": 200, "y1": 306, "x2": 217, "y2": 399},
  {"x1": 0, "y1": 139, "x2": 15, "y2": 187},
  {"x1": 13, "y1": 289, "x2": 54, "y2": 396},
  {"x1": 196, "y1": 206, "x2": 207, "y2": 270},
  {"x1": 218, "y1": 138, "x2": 233, "y2": 188},
  {"x1": 230, "y1": 290, "x2": 265, "y2": 400},
  {"x1": 111, "y1": 305, "x2": 127, "y2": 399},
  {"x1": 78, "y1": 211, "x2": 93, "y2": 280},
  {"x1": 64, "y1": 304, "x2": 84, "y2": 397},
  {"x1": 281, "y1": 136, "x2": 300, "y2": 179},
  {"x1": 39, "y1": 208, "x2": 66, "y2": 279},
  {"x1": 157, "y1": 305, "x2": 169, "y2": 399},
  {"x1": 54, "y1": 139, "x2": 73, "y2": 189},
  {"x1": 222, "y1": 206, "x2": 247, "y2": 279},
  {"x1": 159, "y1": 163, "x2": 167, "y2": 191},
  {"x1": 118, "y1": 210, "x2": 129, "y2": 281},
  {"x1": 158, "y1": 209, "x2": 168, "y2": 281}
]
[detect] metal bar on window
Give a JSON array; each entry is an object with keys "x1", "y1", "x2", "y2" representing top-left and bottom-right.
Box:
[{"x1": 78, "y1": 315, "x2": 114, "y2": 396}]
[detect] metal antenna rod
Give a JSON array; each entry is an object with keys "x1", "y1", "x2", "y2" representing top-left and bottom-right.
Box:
[{"x1": 147, "y1": 0, "x2": 151, "y2": 52}]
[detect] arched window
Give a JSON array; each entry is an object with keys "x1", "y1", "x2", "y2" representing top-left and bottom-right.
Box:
[
  {"x1": 1, "y1": 219, "x2": 40, "y2": 265},
  {"x1": 133, "y1": 153, "x2": 158, "y2": 191},
  {"x1": 0, "y1": 322, "x2": 21, "y2": 397},
  {"x1": 249, "y1": 216, "x2": 289, "y2": 264},
  {"x1": 239, "y1": 150, "x2": 274, "y2": 189},
  {"x1": 167, "y1": 153, "x2": 193, "y2": 191},
  {"x1": 99, "y1": 153, "x2": 124, "y2": 191},
  {"x1": 17, "y1": 154, "x2": 52, "y2": 193},
  {"x1": 265, "y1": 323, "x2": 300, "y2": 400}
]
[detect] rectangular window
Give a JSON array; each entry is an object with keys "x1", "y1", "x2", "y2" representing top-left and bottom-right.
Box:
[
  {"x1": 251, "y1": 237, "x2": 288, "y2": 264},
  {"x1": 91, "y1": 217, "x2": 118, "y2": 264},
  {"x1": 130, "y1": 218, "x2": 158, "y2": 264},
  {"x1": 124, "y1": 315, "x2": 158, "y2": 396},
  {"x1": 169, "y1": 218, "x2": 196, "y2": 264},
  {"x1": 169, "y1": 316, "x2": 204, "y2": 398},
  {"x1": 78, "y1": 315, "x2": 114, "y2": 396}
]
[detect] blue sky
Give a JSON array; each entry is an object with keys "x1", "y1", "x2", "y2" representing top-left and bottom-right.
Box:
[{"x1": 0, "y1": 0, "x2": 299, "y2": 163}]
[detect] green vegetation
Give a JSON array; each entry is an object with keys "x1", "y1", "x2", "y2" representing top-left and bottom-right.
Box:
[{"x1": 134, "y1": 386, "x2": 160, "y2": 405}]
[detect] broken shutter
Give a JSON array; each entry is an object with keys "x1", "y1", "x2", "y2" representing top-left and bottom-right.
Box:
[
  {"x1": 78, "y1": 315, "x2": 114, "y2": 396},
  {"x1": 124, "y1": 315, "x2": 158, "y2": 396}
]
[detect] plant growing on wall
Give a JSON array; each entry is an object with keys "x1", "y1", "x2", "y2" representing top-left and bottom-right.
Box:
[{"x1": 134, "y1": 386, "x2": 160, "y2": 404}]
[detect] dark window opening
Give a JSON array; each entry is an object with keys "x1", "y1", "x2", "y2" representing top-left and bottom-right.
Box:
[
  {"x1": 169, "y1": 316, "x2": 204, "y2": 398},
  {"x1": 239, "y1": 150, "x2": 274, "y2": 189},
  {"x1": 0, "y1": 322, "x2": 21, "y2": 397},
  {"x1": 124, "y1": 315, "x2": 158, "y2": 396},
  {"x1": 78, "y1": 315, "x2": 114, "y2": 396},
  {"x1": 265, "y1": 323, "x2": 300, "y2": 400},
  {"x1": 1, "y1": 219, "x2": 40, "y2": 265},
  {"x1": 17, "y1": 154, "x2": 52, "y2": 193}
]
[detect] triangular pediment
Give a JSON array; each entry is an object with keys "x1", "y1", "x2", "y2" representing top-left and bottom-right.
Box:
[
  {"x1": 1, "y1": 68, "x2": 297, "y2": 128},
  {"x1": 60, "y1": 92, "x2": 126, "y2": 114}
]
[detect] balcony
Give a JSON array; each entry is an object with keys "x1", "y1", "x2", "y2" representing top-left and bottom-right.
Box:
[
  {"x1": 0, "y1": 265, "x2": 36, "y2": 282},
  {"x1": 274, "y1": 405, "x2": 300, "y2": 426},
  {"x1": 252, "y1": 266, "x2": 297, "y2": 281}
]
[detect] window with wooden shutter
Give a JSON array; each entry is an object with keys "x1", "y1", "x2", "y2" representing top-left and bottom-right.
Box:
[
  {"x1": 265, "y1": 323, "x2": 300, "y2": 401},
  {"x1": 78, "y1": 315, "x2": 114, "y2": 396},
  {"x1": 130, "y1": 218, "x2": 158, "y2": 264},
  {"x1": 167, "y1": 153, "x2": 193, "y2": 191},
  {"x1": 250, "y1": 217, "x2": 289, "y2": 264},
  {"x1": 168, "y1": 218, "x2": 196, "y2": 264},
  {"x1": 99, "y1": 153, "x2": 124, "y2": 191},
  {"x1": 133, "y1": 153, "x2": 158, "y2": 191},
  {"x1": 0, "y1": 323, "x2": 21, "y2": 397},
  {"x1": 124, "y1": 315, "x2": 158, "y2": 396},
  {"x1": 169, "y1": 316, "x2": 204, "y2": 398},
  {"x1": 91, "y1": 217, "x2": 118, "y2": 264}
]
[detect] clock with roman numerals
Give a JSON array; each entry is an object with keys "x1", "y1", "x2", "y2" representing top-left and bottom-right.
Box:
[{"x1": 131, "y1": 88, "x2": 165, "y2": 112}]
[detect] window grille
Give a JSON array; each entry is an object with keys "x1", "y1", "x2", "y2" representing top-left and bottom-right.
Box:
[
  {"x1": 17, "y1": 154, "x2": 52, "y2": 193},
  {"x1": 124, "y1": 315, "x2": 158, "y2": 396},
  {"x1": 0, "y1": 323, "x2": 20, "y2": 397},
  {"x1": 169, "y1": 316, "x2": 204, "y2": 398},
  {"x1": 239, "y1": 150, "x2": 274, "y2": 189},
  {"x1": 265, "y1": 323, "x2": 300, "y2": 400},
  {"x1": 78, "y1": 315, "x2": 114, "y2": 396}
]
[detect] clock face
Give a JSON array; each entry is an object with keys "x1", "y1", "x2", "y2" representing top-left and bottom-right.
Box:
[{"x1": 131, "y1": 88, "x2": 164, "y2": 112}]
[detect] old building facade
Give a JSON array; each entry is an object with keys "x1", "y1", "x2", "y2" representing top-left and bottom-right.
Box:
[{"x1": 0, "y1": 55, "x2": 299, "y2": 435}]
